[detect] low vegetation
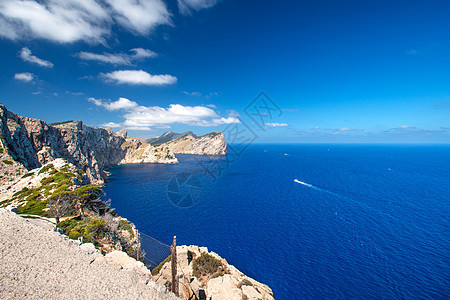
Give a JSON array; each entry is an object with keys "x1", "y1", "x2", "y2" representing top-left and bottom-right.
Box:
[
  {"x1": 3, "y1": 162, "x2": 138, "y2": 256},
  {"x1": 152, "y1": 255, "x2": 172, "y2": 276},
  {"x1": 2, "y1": 160, "x2": 13, "y2": 165},
  {"x1": 192, "y1": 253, "x2": 224, "y2": 278},
  {"x1": 49, "y1": 120, "x2": 74, "y2": 126},
  {"x1": 57, "y1": 217, "x2": 108, "y2": 247}
]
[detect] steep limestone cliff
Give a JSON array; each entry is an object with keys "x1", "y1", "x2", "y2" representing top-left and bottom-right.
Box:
[
  {"x1": 0, "y1": 104, "x2": 177, "y2": 187},
  {"x1": 157, "y1": 131, "x2": 227, "y2": 155}
]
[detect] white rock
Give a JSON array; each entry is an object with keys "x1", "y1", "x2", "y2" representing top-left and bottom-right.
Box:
[
  {"x1": 242, "y1": 285, "x2": 263, "y2": 300},
  {"x1": 207, "y1": 274, "x2": 242, "y2": 300},
  {"x1": 79, "y1": 243, "x2": 97, "y2": 255}
]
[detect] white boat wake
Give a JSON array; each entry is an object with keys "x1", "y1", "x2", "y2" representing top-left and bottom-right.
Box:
[
  {"x1": 294, "y1": 179, "x2": 340, "y2": 197},
  {"x1": 294, "y1": 179, "x2": 313, "y2": 187}
]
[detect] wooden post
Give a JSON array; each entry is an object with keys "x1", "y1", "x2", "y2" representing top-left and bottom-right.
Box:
[
  {"x1": 171, "y1": 236, "x2": 177, "y2": 295},
  {"x1": 136, "y1": 229, "x2": 140, "y2": 261}
]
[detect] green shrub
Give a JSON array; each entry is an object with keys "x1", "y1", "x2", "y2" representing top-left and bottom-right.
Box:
[
  {"x1": 77, "y1": 168, "x2": 85, "y2": 175},
  {"x1": 38, "y1": 164, "x2": 54, "y2": 174},
  {"x1": 192, "y1": 253, "x2": 223, "y2": 278},
  {"x1": 118, "y1": 219, "x2": 134, "y2": 238},
  {"x1": 152, "y1": 255, "x2": 171, "y2": 275},
  {"x1": 57, "y1": 218, "x2": 78, "y2": 234},
  {"x1": 73, "y1": 185, "x2": 102, "y2": 200},
  {"x1": 2, "y1": 160, "x2": 13, "y2": 165},
  {"x1": 60, "y1": 217, "x2": 107, "y2": 245},
  {"x1": 21, "y1": 172, "x2": 34, "y2": 178},
  {"x1": 16, "y1": 198, "x2": 47, "y2": 215}
]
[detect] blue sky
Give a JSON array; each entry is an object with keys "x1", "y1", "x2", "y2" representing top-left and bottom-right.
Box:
[{"x1": 0, "y1": 0, "x2": 449, "y2": 143}]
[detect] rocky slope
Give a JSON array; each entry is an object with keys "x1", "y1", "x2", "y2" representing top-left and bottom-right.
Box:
[
  {"x1": 155, "y1": 245, "x2": 274, "y2": 300},
  {"x1": 153, "y1": 131, "x2": 227, "y2": 155},
  {"x1": 0, "y1": 208, "x2": 178, "y2": 300},
  {"x1": 0, "y1": 104, "x2": 177, "y2": 187}
]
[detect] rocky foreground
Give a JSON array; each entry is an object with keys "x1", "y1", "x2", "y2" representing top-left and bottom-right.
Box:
[{"x1": 0, "y1": 208, "x2": 178, "y2": 300}]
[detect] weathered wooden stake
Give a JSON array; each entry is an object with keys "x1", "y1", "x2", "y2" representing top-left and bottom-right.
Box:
[{"x1": 171, "y1": 236, "x2": 177, "y2": 295}]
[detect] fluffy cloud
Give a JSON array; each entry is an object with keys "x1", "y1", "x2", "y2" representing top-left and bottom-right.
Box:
[
  {"x1": 106, "y1": 0, "x2": 171, "y2": 35},
  {"x1": 89, "y1": 97, "x2": 138, "y2": 111},
  {"x1": 178, "y1": 0, "x2": 218, "y2": 15},
  {"x1": 19, "y1": 47, "x2": 53, "y2": 67},
  {"x1": 101, "y1": 70, "x2": 177, "y2": 85},
  {"x1": 14, "y1": 72, "x2": 34, "y2": 82},
  {"x1": 0, "y1": 0, "x2": 170, "y2": 43},
  {"x1": 77, "y1": 48, "x2": 157, "y2": 65},
  {"x1": 88, "y1": 97, "x2": 239, "y2": 130}
]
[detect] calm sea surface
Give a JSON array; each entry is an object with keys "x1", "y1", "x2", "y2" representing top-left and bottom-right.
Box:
[{"x1": 103, "y1": 144, "x2": 449, "y2": 299}]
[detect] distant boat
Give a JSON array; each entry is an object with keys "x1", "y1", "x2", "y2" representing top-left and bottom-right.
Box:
[{"x1": 294, "y1": 179, "x2": 313, "y2": 187}]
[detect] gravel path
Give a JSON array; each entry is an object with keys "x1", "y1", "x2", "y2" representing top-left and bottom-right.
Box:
[{"x1": 0, "y1": 209, "x2": 179, "y2": 300}]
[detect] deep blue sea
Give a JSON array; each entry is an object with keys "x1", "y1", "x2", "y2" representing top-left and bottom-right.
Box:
[{"x1": 103, "y1": 144, "x2": 450, "y2": 299}]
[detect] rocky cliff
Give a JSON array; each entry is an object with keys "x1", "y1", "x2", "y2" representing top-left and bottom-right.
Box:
[
  {"x1": 155, "y1": 245, "x2": 274, "y2": 300},
  {"x1": 154, "y1": 131, "x2": 227, "y2": 155},
  {"x1": 0, "y1": 104, "x2": 177, "y2": 187}
]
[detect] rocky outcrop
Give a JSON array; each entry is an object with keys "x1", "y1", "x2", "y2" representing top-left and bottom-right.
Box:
[
  {"x1": 0, "y1": 104, "x2": 177, "y2": 187},
  {"x1": 155, "y1": 245, "x2": 274, "y2": 300},
  {"x1": 120, "y1": 138, "x2": 177, "y2": 164},
  {"x1": 160, "y1": 132, "x2": 227, "y2": 155}
]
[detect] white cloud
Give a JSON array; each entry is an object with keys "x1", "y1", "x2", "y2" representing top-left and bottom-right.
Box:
[
  {"x1": 19, "y1": 47, "x2": 54, "y2": 67},
  {"x1": 0, "y1": 0, "x2": 111, "y2": 43},
  {"x1": 130, "y1": 48, "x2": 157, "y2": 59},
  {"x1": 207, "y1": 104, "x2": 217, "y2": 108},
  {"x1": 89, "y1": 97, "x2": 138, "y2": 111},
  {"x1": 102, "y1": 70, "x2": 177, "y2": 85},
  {"x1": 106, "y1": 0, "x2": 171, "y2": 35},
  {"x1": 14, "y1": 72, "x2": 34, "y2": 82},
  {"x1": 101, "y1": 122, "x2": 121, "y2": 128},
  {"x1": 89, "y1": 97, "x2": 240, "y2": 130},
  {"x1": 77, "y1": 48, "x2": 157, "y2": 65},
  {"x1": 0, "y1": 0, "x2": 171, "y2": 44},
  {"x1": 178, "y1": 0, "x2": 218, "y2": 15},
  {"x1": 265, "y1": 122, "x2": 288, "y2": 128}
]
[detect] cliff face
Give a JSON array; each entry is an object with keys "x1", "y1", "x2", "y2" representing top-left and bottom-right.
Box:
[
  {"x1": 158, "y1": 132, "x2": 227, "y2": 155},
  {"x1": 0, "y1": 104, "x2": 177, "y2": 187},
  {"x1": 155, "y1": 245, "x2": 274, "y2": 300},
  {"x1": 120, "y1": 138, "x2": 177, "y2": 165}
]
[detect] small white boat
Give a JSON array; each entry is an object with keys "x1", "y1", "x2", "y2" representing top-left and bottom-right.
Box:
[{"x1": 294, "y1": 179, "x2": 312, "y2": 187}]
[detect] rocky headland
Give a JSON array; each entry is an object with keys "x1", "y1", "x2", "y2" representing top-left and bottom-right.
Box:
[{"x1": 148, "y1": 131, "x2": 227, "y2": 155}]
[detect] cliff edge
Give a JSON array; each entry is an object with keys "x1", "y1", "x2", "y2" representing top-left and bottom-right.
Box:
[{"x1": 0, "y1": 104, "x2": 177, "y2": 187}]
